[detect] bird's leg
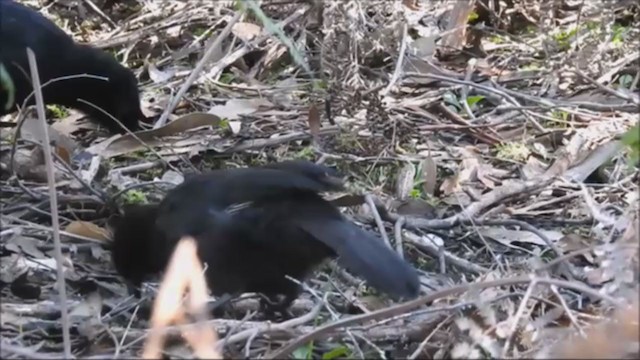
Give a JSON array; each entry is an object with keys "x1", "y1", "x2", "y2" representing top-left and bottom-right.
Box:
[
  {"x1": 258, "y1": 293, "x2": 296, "y2": 321},
  {"x1": 207, "y1": 293, "x2": 235, "y2": 318},
  {"x1": 126, "y1": 280, "x2": 142, "y2": 298}
]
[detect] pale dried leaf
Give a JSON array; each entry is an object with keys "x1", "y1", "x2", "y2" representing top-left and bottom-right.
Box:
[
  {"x1": 64, "y1": 221, "x2": 111, "y2": 242},
  {"x1": 521, "y1": 156, "x2": 548, "y2": 180},
  {"x1": 208, "y1": 99, "x2": 272, "y2": 120},
  {"x1": 396, "y1": 163, "x2": 415, "y2": 200},
  {"x1": 6, "y1": 236, "x2": 46, "y2": 259},
  {"x1": 458, "y1": 147, "x2": 480, "y2": 184},
  {"x1": 160, "y1": 170, "x2": 185, "y2": 185},
  {"x1": 22, "y1": 116, "x2": 77, "y2": 155},
  {"x1": 148, "y1": 62, "x2": 176, "y2": 84},
  {"x1": 410, "y1": 34, "x2": 438, "y2": 58},
  {"x1": 307, "y1": 104, "x2": 321, "y2": 137},
  {"x1": 558, "y1": 233, "x2": 595, "y2": 263},
  {"x1": 478, "y1": 227, "x2": 564, "y2": 248},
  {"x1": 586, "y1": 267, "x2": 611, "y2": 285},
  {"x1": 69, "y1": 291, "x2": 102, "y2": 319},
  {"x1": 90, "y1": 246, "x2": 110, "y2": 262},
  {"x1": 70, "y1": 154, "x2": 102, "y2": 190},
  {"x1": 421, "y1": 156, "x2": 437, "y2": 196},
  {"x1": 50, "y1": 110, "x2": 91, "y2": 135},
  {"x1": 231, "y1": 22, "x2": 262, "y2": 41},
  {"x1": 441, "y1": 191, "x2": 472, "y2": 207},
  {"x1": 0, "y1": 254, "x2": 30, "y2": 283},
  {"x1": 393, "y1": 198, "x2": 437, "y2": 218},
  {"x1": 440, "y1": 174, "x2": 460, "y2": 195},
  {"x1": 108, "y1": 171, "x2": 138, "y2": 191},
  {"x1": 475, "y1": 164, "x2": 509, "y2": 189},
  {"x1": 228, "y1": 120, "x2": 241, "y2": 134},
  {"x1": 85, "y1": 112, "x2": 222, "y2": 158}
]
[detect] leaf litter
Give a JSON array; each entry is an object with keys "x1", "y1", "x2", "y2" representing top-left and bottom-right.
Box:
[{"x1": 0, "y1": 0, "x2": 638, "y2": 359}]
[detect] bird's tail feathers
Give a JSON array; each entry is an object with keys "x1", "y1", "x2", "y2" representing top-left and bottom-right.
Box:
[{"x1": 296, "y1": 218, "x2": 420, "y2": 299}]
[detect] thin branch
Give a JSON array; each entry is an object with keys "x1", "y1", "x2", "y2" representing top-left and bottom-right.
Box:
[{"x1": 26, "y1": 48, "x2": 72, "y2": 359}]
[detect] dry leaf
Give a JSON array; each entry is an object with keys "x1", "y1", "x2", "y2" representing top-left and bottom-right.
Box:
[
  {"x1": 478, "y1": 227, "x2": 564, "y2": 249},
  {"x1": 70, "y1": 291, "x2": 104, "y2": 341},
  {"x1": 476, "y1": 164, "x2": 498, "y2": 189},
  {"x1": 55, "y1": 145, "x2": 71, "y2": 165},
  {"x1": 5, "y1": 236, "x2": 46, "y2": 259},
  {"x1": 160, "y1": 170, "x2": 185, "y2": 185},
  {"x1": 148, "y1": 62, "x2": 176, "y2": 84},
  {"x1": 421, "y1": 156, "x2": 437, "y2": 196},
  {"x1": 64, "y1": 221, "x2": 111, "y2": 242},
  {"x1": 258, "y1": 43, "x2": 288, "y2": 78},
  {"x1": 307, "y1": 104, "x2": 321, "y2": 137},
  {"x1": 232, "y1": 22, "x2": 262, "y2": 41},
  {"x1": 457, "y1": 147, "x2": 480, "y2": 184},
  {"x1": 585, "y1": 267, "x2": 611, "y2": 285},
  {"x1": 22, "y1": 116, "x2": 77, "y2": 151},
  {"x1": 392, "y1": 199, "x2": 437, "y2": 218},
  {"x1": 558, "y1": 233, "x2": 595, "y2": 264},
  {"x1": 402, "y1": 0, "x2": 420, "y2": 11},
  {"x1": 440, "y1": 174, "x2": 460, "y2": 195},
  {"x1": 396, "y1": 163, "x2": 416, "y2": 200},
  {"x1": 208, "y1": 99, "x2": 272, "y2": 120},
  {"x1": 85, "y1": 112, "x2": 222, "y2": 158}
]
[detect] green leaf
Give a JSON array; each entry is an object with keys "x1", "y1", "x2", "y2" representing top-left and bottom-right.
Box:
[
  {"x1": 219, "y1": 73, "x2": 235, "y2": 84},
  {"x1": 443, "y1": 92, "x2": 461, "y2": 109},
  {"x1": 322, "y1": 345, "x2": 350, "y2": 360},
  {"x1": 409, "y1": 188, "x2": 421, "y2": 199},
  {"x1": 293, "y1": 343, "x2": 314, "y2": 360},
  {"x1": 0, "y1": 62, "x2": 15, "y2": 111},
  {"x1": 467, "y1": 11, "x2": 479, "y2": 22},
  {"x1": 466, "y1": 95, "x2": 485, "y2": 107},
  {"x1": 123, "y1": 190, "x2": 148, "y2": 204},
  {"x1": 618, "y1": 74, "x2": 633, "y2": 89},
  {"x1": 621, "y1": 123, "x2": 640, "y2": 165}
]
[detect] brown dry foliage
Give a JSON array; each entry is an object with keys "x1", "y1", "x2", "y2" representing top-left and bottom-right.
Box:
[{"x1": 550, "y1": 300, "x2": 639, "y2": 359}]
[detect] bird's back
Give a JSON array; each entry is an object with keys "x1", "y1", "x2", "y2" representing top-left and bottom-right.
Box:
[{"x1": 155, "y1": 164, "x2": 343, "y2": 241}]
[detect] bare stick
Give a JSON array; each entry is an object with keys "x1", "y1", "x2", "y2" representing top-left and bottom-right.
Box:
[
  {"x1": 365, "y1": 194, "x2": 392, "y2": 249},
  {"x1": 266, "y1": 275, "x2": 623, "y2": 359},
  {"x1": 25, "y1": 48, "x2": 72, "y2": 358},
  {"x1": 155, "y1": 10, "x2": 244, "y2": 128}
]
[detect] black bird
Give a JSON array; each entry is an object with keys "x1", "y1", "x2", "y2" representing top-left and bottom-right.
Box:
[
  {"x1": 0, "y1": 0, "x2": 145, "y2": 133},
  {"x1": 111, "y1": 160, "x2": 421, "y2": 314}
]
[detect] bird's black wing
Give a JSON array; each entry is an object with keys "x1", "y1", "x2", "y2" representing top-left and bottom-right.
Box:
[{"x1": 154, "y1": 162, "x2": 344, "y2": 240}]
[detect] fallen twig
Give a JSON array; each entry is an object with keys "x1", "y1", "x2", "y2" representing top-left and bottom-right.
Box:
[{"x1": 25, "y1": 48, "x2": 72, "y2": 359}]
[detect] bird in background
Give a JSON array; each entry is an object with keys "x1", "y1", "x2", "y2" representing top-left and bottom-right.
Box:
[{"x1": 0, "y1": 0, "x2": 146, "y2": 133}]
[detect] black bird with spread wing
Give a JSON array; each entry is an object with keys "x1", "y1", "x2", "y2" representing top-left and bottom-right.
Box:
[
  {"x1": 0, "y1": 0, "x2": 145, "y2": 133},
  {"x1": 111, "y1": 160, "x2": 420, "y2": 313}
]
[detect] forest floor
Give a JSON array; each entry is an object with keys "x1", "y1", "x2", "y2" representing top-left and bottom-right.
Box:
[{"x1": 1, "y1": 0, "x2": 639, "y2": 359}]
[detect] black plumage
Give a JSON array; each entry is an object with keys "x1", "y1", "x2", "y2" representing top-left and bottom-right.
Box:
[
  {"x1": 0, "y1": 0, "x2": 145, "y2": 133},
  {"x1": 111, "y1": 160, "x2": 420, "y2": 313}
]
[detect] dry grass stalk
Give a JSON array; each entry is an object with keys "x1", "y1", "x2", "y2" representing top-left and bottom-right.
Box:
[
  {"x1": 550, "y1": 299, "x2": 639, "y2": 359},
  {"x1": 142, "y1": 236, "x2": 221, "y2": 359}
]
